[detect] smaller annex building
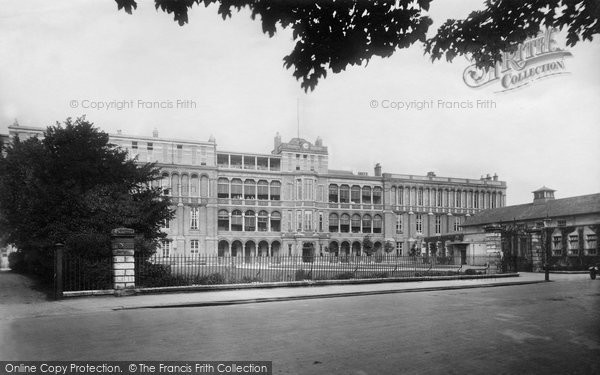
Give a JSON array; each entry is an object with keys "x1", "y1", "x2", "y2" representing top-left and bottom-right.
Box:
[{"x1": 447, "y1": 187, "x2": 600, "y2": 271}]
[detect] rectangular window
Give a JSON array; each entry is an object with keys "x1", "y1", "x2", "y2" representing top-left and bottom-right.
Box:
[
  {"x1": 296, "y1": 210, "x2": 302, "y2": 231},
  {"x1": 552, "y1": 235, "x2": 562, "y2": 256},
  {"x1": 398, "y1": 188, "x2": 404, "y2": 205},
  {"x1": 160, "y1": 240, "x2": 171, "y2": 258},
  {"x1": 296, "y1": 180, "x2": 302, "y2": 201},
  {"x1": 455, "y1": 191, "x2": 461, "y2": 207},
  {"x1": 437, "y1": 190, "x2": 443, "y2": 207},
  {"x1": 147, "y1": 142, "x2": 153, "y2": 151},
  {"x1": 176, "y1": 144, "x2": 183, "y2": 163},
  {"x1": 190, "y1": 240, "x2": 199, "y2": 255},
  {"x1": 397, "y1": 242, "x2": 403, "y2": 256},
  {"x1": 131, "y1": 141, "x2": 138, "y2": 149},
  {"x1": 568, "y1": 235, "x2": 579, "y2": 255},
  {"x1": 305, "y1": 211, "x2": 313, "y2": 231},
  {"x1": 304, "y1": 179, "x2": 315, "y2": 201},
  {"x1": 586, "y1": 234, "x2": 597, "y2": 255},
  {"x1": 190, "y1": 207, "x2": 199, "y2": 230},
  {"x1": 416, "y1": 214, "x2": 423, "y2": 234},
  {"x1": 417, "y1": 189, "x2": 423, "y2": 206},
  {"x1": 557, "y1": 220, "x2": 567, "y2": 227},
  {"x1": 288, "y1": 210, "x2": 293, "y2": 232},
  {"x1": 453, "y1": 216, "x2": 462, "y2": 232},
  {"x1": 435, "y1": 215, "x2": 441, "y2": 234},
  {"x1": 319, "y1": 212, "x2": 323, "y2": 232},
  {"x1": 163, "y1": 218, "x2": 170, "y2": 229},
  {"x1": 396, "y1": 216, "x2": 403, "y2": 234}
]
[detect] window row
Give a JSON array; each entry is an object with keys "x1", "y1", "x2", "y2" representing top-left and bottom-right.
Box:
[
  {"x1": 218, "y1": 210, "x2": 282, "y2": 232},
  {"x1": 328, "y1": 213, "x2": 383, "y2": 233},
  {"x1": 552, "y1": 232, "x2": 597, "y2": 256},
  {"x1": 129, "y1": 142, "x2": 210, "y2": 165},
  {"x1": 391, "y1": 186, "x2": 504, "y2": 209},
  {"x1": 218, "y1": 179, "x2": 281, "y2": 200},
  {"x1": 160, "y1": 173, "x2": 210, "y2": 197},
  {"x1": 328, "y1": 185, "x2": 382, "y2": 204}
]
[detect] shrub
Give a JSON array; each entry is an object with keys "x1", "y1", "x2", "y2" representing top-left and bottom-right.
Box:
[
  {"x1": 333, "y1": 271, "x2": 355, "y2": 280},
  {"x1": 240, "y1": 275, "x2": 262, "y2": 283},
  {"x1": 364, "y1": 272, "x2": 388, "y2": 279},
  {"x1": 195, "y1": 272, "x2": 226, "y2": 285},
  {"x1": 295, "y1": 268, "x2": 311, "y2": 281},
  {"x1": 137, "y1": 262, "x2": 187, "y2": 287}
]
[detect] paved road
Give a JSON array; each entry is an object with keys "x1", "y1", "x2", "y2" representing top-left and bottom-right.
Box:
[{"x1": 1, "y1": 275, "x2": 598, "y2": 374}]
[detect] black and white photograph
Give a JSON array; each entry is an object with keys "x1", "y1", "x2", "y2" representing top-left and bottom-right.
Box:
[{"x1": 1, "y1": 1, "x2": 599, "y2": 374}]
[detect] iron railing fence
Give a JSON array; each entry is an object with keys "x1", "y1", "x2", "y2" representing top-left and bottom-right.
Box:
[
  {"x1": 135, "y1": 254, "x2": 504, "y2": 288},
  {"x1": 61, "y1": 254, "x2": 112, "y2": 292},
  {"x1": 58, "y1": 252, "x2": 511, "y2": 292}
]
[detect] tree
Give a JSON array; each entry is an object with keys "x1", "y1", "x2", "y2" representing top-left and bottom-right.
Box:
[
  {"x1": 0, "y1": 117, "x2": 174, "y2": 280},
  {"x1": 384, "y1": 240, "x2": 395, "y2": 254},
  {"x1": 115, "y1": 0, "x2": 599, "y2": 91},
  {"x1": 362, "y1": 235, "x2": 375, "y2": 256}
]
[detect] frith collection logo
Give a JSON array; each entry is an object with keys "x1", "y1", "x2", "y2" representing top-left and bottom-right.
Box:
[{"x1": 463, "y1": 28, "x2": 572, "y2": 92}]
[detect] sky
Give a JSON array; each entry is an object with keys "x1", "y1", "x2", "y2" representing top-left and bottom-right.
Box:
[{"x1": 1, "y1": 0, "x2": 599, "y2": 205}]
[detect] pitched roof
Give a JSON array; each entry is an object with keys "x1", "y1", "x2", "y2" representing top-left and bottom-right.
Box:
[{"x1": 463, "y1": 193, "x2": 600, "y2": 226}]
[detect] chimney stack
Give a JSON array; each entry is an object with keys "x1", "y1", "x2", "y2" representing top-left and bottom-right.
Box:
[{"x1": 374, "y1": 163, "x2": 382, "y2": 177}]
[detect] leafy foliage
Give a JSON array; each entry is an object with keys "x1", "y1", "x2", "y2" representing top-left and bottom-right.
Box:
[
  {"x1": 426, "y1": 0, "x2": 599, "y2": 68},
  {"x1": 384, "y1": 240, "x2": 395, "y2": 253},
  {"x1": 0, "y1": 117, "x2": 174, "y2": 279},
  {"x1": 114, "y1": 0, "x2": 598, "y2": 91},
  {"x1": 362, "y1": 235, "x2": 375, "y2": 256}
]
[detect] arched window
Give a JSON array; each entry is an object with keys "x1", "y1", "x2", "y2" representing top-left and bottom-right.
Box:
[
  {"x1": 218, "y1": 210, "x2": 229, "y2": 231},
  {"x1": 231, "y1": 179, "x2": 243, "y2": 199},
  {"x1": 258, "y1": 210, "x2": 269, "y2": 231},
  {"x1": 190, "y1": 174, "x2": 199, "y2": 196},
  {"x1": 270, "y1": 181, "x2": 281, "y2": 200},
  {"x1": 362, "y1": 214, "x2": 372, "y2": 233},
  {"x1": 244, "y1": 179, "x2": 256, "y2": 200},
  {"x1": 329, "y1": 184, "x2": 339, "y2": 203},
  {"x1": 351, "y1": 185, "x2": 361, "y2": 203},
  {"x1": 340, "y1": 213, "x2": 350, "y2": 233},
  {"x1": 373, "y1": 214, "x2": 382, "y2": 233},
  {"x1": 329, "y1": 213, "x2": 339, "y2": 233},
  {"x1": 180, "y1": 174, "x2": 189, "y2": 196},
  {"x1": 171, "y1": 174, "x2": 179, "y2": 196},
  {"x1": 340, "y1": 185, "x2": 350, "y2": 203},
  {"x1": 217, "y1": 178, "x2": 229, "y2": 198},
  {"x1": 373, "y1": 187, "x2": 382, "y2": 204},
  {"x1": 161, "y1": 173, "x2": 170, "y2": 195},
  {"x1": 270, "y1": 211, "x2": 281, "y2": 231},
  {"x1": 257, "y1": 180, "x2": 269, "y2": 200},
  {"x1": 351, "y1": 214, "x2": 361, "y2": 233},
  {"x1": 231, "y1": 210, "x2": 242, "y2": 231},
  {"x1": 362, "y1": 186, "x2": 372, "y2": 204},
  {"x1": 245, "y1": 210, "x2": 256, "y2": 231}
]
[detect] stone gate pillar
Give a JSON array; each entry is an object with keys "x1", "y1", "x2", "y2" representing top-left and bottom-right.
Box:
[{"x1": 111, "y1": 227, "x2": 135, "y2": 296}]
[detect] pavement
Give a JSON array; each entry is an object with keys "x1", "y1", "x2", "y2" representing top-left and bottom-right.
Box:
[{"x1": 0, "y1": 270, "x2": 567, "y2": 321}]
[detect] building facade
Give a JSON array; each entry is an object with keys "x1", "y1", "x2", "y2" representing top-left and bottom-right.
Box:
[
  {"x1": 455, "y1": 187, "x2": 600, "y2": 271},
  {"x1": 5, "y1": 124, "x2": 507, "y2": 258}
]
